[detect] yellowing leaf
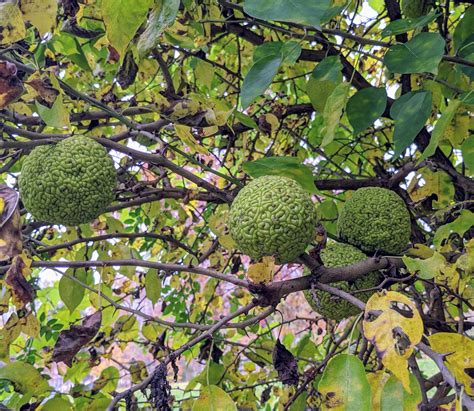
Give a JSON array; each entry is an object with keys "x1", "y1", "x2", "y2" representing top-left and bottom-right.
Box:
[
  {"x1": 433, "y1": 210, "x2": 474, "y2": 248},
  {"x1": 0, "y1": 3, "x2": 26, "y2": 45},
  {"x1": 195, "y1": 59, "x2": 215, "y2": 89},
  {"x1": 247, "y1": 256, "x2": 275, "y2": 284},
  {"x1": 318, "y1": 354, "x2": 372, "y2": 410},
  {"x1": 406, "y1": 243, "x2": 434, "y2": 259},
  {"x1": 0, "y1": 361, "x2": 49, "y2": 395},
  {"x1": 363, "y1": 291, "x2": 423, "y2": 392},
  {"x1": 428, "y1": 333, "x2": 474, "y2": 396},
  {"x1": 192, "y1": 385, "x2": 237, "y2": 411},
  {"x1": 408, "y1": 168, "x2": 454, "y2": 209},
  {"x1": 367, "y1": 371, "x2": 390, "y2": 410},
  {"x1": 19, "y1": 0, "x2": 57, "y2": 35},
  {"x1": 381, "y1": 374, "x2": 422, "y2": 411},
  {"x1": 145, "y1": 270, "x2": 161, "y2": 305},
  {"x1": 102, "y1": 0, "x2": 153, "y2": 59},
  {"x1": 320, "y1": 82, "x2": 350, "y2": 147},
  {"x1": 208, "y1": 205, "x2": 235, "y2": 251},
  {"x1": 42, "y1": 397, "x2": 73, "y2": 411},
  {"x1": 403, "y1": 251, "x2": 445, "y2": 280},
  {"x1": 175, "y1": 124, "x2": 208, "y2": 154},
  {"x1": 137, "y1": 0, "x2": 180, "y2": 57},
  {"x1": 404, "y1": 252, "x2": 460, "y2": 289}
]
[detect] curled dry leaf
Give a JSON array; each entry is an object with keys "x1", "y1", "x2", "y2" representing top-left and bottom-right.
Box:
[
  {"x1": 0, "y1": 185, "x2": 22, "y2": 260},
  {"x1": 272, "y1": 339, "x2": 299, "y2": 386},
  {"x1": 5, "y1": 255, "x2": 34, "y2": 308},
  {"x1": 26, "y1": 77, "x2": 60, "y2": 107},
  {"x1": 0, "y1": 60, "x2": 24, "y2": 109},
  {"x1": 52, "y1": 311, "x2": 102, "y2": 367},
  {"x1": 362, "y1": 290, "x2": 423, "y2": 392},
  {"x1": 117, "y1": 50, "x2": 138, "y2": 89}
]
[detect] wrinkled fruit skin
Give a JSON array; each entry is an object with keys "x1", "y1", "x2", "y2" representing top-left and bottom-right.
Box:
[
  {"x1": 304, "y1": 242, "x2": 380, "y2": 321},
  {"x1": 228, "y1": 175, "x2": 318, "y2": 264},
  {"x1": 19, "y1": 136, "x2": 116, "y2": 226},
  {"x1": 337, "y1": 187, "x2": 411, "y2": 255}
]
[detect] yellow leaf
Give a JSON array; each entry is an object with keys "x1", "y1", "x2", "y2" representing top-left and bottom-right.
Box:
[
  {"x1": 247, "y1": 256, "x2": 275, "y2": 284},
  {"x1": 428, "y1": 333, "x2": 474, "y2": 396},
  {"x1": 21, "y1": 313, "x2": 40, "y2": 337},
  {"x1": 19, "y1": 0, "x2": 57, "y2": 35},
  {"x1": 0, "y1": 3, "x2": 26, "y2": 45},
  {"x1": 262, "y1": 113, "x2": 280, "y2": 135},
  {"x1": 367, "y1": 371, "x2": 390, "y2": 410},
  {"x1": 208, "y1": 205, "x2": 235, "y2": 251},
  {"x1": 363, "y1": 291, "x2": 423, "y2": 392},
  {"x1": 175, "y1": 124, "x2": 208, "y2": 155},
  {"x1": 408, "y1": 168, "x2": 454, "y2": 209},
  {"x1": 406, "y1": 244, "x2": 434, "y2": 259}
]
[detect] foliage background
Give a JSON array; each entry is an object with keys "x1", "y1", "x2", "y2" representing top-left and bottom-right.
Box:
[{"x1": 0, "y1": 0, "x2": 473, "y2": 410}]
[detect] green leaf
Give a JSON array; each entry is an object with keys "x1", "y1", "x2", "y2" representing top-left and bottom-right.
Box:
[
  {"x1": 461, "y1": 136, "x2": 474, "y2": 173},
  {"x1": 102, "y1": 0, "x2": 153, "y2": 58},
  {"x1": 318, "y1": 354, "x2": 372, "y2": 410},
  {"x1": 457, "y1": 35, "x2": 474, "y2": 80},
  {"x1": 306, "y1": 56, "x2": 343, "y2": 112},
  {"x1": 59, "y1": 269, "x2": 86, "y2": 313},
  {"x1": 243, "y1": 0, "x2": 332, "y2": 28},
  {"x1": 320, "y1": 82, "x2": 350, "y2": 147},
  {"x1": 390, "y1": 91, "x2": 432, "y2": 157},
  {"x1": 137, "y1": 0, "x2": 180, "y2": 57},
  {"x1": 312, "y1": 56, "x2": 343, "y2": 82},
  {"x1": 347, "y1": 87, "x2": 387, "y2": 134},
  {"x1": 240, "y1": 55, "x2": 281, "y2": 109},
  {"x1": 368, "y1": 0, "x2": 384, "y2": 13},
  {"x1": 381, "y1": 375, "x2": 422, "y2": 411},
  {"x1": 42, "y1": 397, "x2": 73, "y2": 411},
  {"x1": 242, "y1": 156, "x2": 316, "y2": 193},
  {"x1": 234, "y1": 111, "x2": 258, "y2": 129},
  {"x1": 433, "y1": 210, "x2": 474, "y2": 248},
  {"x1": 35, "y1": 95, "x2": 70, "y2": 128},
  {"x1": 194, "y1": 362, "x2": 225, "y2": 387},
  {"x1": 192, "y1": 385, "x2": 237, "y2": 411},
  {"x1": 453, "y1": 6, "x2": 474, "y2": 52},
  {"x1": 0, "y1": 362, "x2": 49, "y2": 395},
  {"x1": 403, "y1": 252, "x2": 446, "y2": 280},
  {"x1": 145, "y1": 270, "x2": 161, "y2": 305},
  {"x1": 381, "y1": 11, "x2": 439, "y2": 38},
  {"x1": 253, "y1": 41, "x2": 302, "y2": 65},
  {"x1": 420, "y1": 100, "x2": 461, "y2": 161},
  {"x1": 384, "y1": 32, "x2": 445, "y2": 74}
]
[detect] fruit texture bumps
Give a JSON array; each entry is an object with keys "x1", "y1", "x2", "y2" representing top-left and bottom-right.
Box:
[
  {"x1": 337, "y1": 187, "x2": 411, "y2": 255},
  {"x1": 304, "y1": 242, "x2": 380, "y2": 321},
  {"x1": 228, "y1": 175, "x2": 318, "y2": 264},
  {"x1": 19, "y1": 136, "x2": 116, "y2": 226}
]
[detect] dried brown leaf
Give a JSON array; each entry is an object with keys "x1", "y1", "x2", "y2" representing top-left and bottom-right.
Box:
[{"x1": 52, "y1": 311, "x2": 102, "y2": 367}]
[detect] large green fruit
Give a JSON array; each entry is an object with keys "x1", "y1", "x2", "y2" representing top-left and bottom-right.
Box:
[
  {"x1": 304, "y1": 242, "x2": 380, "y2": 321},
  {"x1": 19, "y1": 136, "x2": 116, "y2": 226},
  {"x1": 337, "y1": 187, "x2": 411, "y2": 255},
  {"x1": 228, "y1": 175, "x2": 318, "y2": 264}
]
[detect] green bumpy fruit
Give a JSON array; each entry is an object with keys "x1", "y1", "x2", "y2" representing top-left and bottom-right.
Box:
[
  {"x1": 228, "y1": 175, "x2": 318, "y2": 264},
  {"x1": 304, "y1": 242, "x2": 380, "y2": 321},
  {"x1": 337, "y1": 187, "x2": 411, "y2": 255},
  {"x1": 19, "y1": 136, "x2": 116, "y2": 226}
]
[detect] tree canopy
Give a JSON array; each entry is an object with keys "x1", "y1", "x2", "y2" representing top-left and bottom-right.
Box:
[{"x1": 0, "y1": 0, "x2": 473, "y2": 410}]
